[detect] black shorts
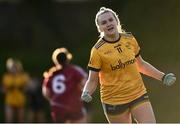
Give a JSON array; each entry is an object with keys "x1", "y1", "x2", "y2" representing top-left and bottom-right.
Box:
[{"x1": 102, "y1": 93, "x2": 149, "y2": 115}]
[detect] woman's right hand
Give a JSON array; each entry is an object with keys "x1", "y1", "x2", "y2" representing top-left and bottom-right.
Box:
[{"x1": 81, "y1": 91, "x2": 92, "y2": 102}]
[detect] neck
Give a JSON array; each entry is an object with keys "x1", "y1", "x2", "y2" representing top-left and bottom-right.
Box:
[{"x1": 104, "y1": 32, "x2": 120, "y2": 42}]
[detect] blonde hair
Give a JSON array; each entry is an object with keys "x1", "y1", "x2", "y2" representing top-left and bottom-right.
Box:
[
  {"x1": 52, "y1": 47, "x2": 72, "y2": 66},
  {"x1": 43, "y1": 47, "x2": 72, "y2": 78},
  {"x1": 95, "y1": 7, "x2": 125, "y2": 37},
  {"x1": 6, "y1": 58, "x2": 23, "y2": 72}
]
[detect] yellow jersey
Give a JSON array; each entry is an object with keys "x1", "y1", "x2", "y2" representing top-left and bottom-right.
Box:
[
  {"x1": 88, "y1": 33, "x2": 147, "y2": 105},
  {"x1": 2, "y1": 72, "x2": 29, "y2": 107}
]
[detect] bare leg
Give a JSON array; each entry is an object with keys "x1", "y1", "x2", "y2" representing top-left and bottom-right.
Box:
[
  {"x1": 17, "y1": 107, "x2": 25, "y2": 122},
  {"x1": 131, "y1": 101, "x2": 156, "y2": 123},
  {"x1": 5, "y1": 105, "x2": 13, "y2": 122}
]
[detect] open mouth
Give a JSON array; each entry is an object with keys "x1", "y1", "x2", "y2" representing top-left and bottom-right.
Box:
[{"x1": 107, "y1": 27, "x2": 114, "y2": 31}]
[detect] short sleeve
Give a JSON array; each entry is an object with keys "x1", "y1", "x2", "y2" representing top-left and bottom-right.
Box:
[
  {"x1": 131, "y1": 36, "x2": 140, "y2": 57},
  {"x1": 87, "y1": 47, "x2": 102, "y2": 71}
]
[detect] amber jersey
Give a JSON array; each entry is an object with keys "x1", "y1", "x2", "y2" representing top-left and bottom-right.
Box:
[
  {"x1": 88, "y1": 33, "x2": 147, "y2": 105},
  {"x1": 2, "y1": 72, "x2": 29, "y2": 107}
]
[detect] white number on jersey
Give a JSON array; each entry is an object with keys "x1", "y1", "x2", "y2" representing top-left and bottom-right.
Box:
[{"x1": 52, "y1": 74, "x2": 66, "y2": 94}]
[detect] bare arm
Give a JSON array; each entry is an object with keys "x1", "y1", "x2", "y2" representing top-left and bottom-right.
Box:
[
  {"x1": 42, "y1": 86, "x2": 51, "y2": 101},
  {"x1": 78, "y1": 72, "x2": 88, "y2": 91},
  {"x1": 83, "y1": 70, "x2": 99, "y2": 95},
  {"x1": 136, "y1": 55, "x2": 165, "y2": 81}
]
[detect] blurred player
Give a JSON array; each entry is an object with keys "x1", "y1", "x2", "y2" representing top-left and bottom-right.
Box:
[
  {"x1": 42, "y1": 47, "x2": 87, "y2": 123},
  {"x1": 81, "y1": 7, "x2": 176, "y2": 123},
  {"x1": 2, "y1": 58, "x2": 30, "y2": 122},
  {"x1": 26, "y1": 77, "x2": 46, "y2": 122}
]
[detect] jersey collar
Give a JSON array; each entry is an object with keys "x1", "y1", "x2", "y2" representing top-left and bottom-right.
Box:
[{"x1": 102, "y1": 34, "x2": 121, "y2": 43}]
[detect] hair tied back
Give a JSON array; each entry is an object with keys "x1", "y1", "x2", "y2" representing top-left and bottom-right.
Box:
[{"x1": 100, "y1": 7, "x2": 106, "y2": 11}]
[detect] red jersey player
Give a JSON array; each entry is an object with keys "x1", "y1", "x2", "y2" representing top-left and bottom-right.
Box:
[{"x1": 42, "y1": 47, "x2": 87, "y2": 123}]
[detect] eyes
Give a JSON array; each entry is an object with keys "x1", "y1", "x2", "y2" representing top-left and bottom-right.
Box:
[{"x1": 100, "y1": 17, "x2": 114, "y2": 25}]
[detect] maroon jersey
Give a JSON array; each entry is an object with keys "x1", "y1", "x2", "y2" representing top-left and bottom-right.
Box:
[{"x1": 43, "y1": 64, "x2": 86, "y2": 114}]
